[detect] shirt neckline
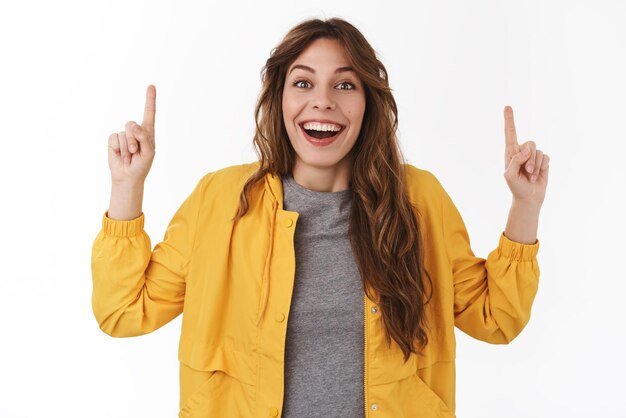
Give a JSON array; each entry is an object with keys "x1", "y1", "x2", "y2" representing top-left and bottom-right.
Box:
[{"x1": 282, "y1": 174, "x2": 352, "y2": 202}]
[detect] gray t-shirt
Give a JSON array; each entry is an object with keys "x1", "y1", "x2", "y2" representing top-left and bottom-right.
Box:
[{"x1": 281, "y1": 174, "x2": 364, "y2": 418}]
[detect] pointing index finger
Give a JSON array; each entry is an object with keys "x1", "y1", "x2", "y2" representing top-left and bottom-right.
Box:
[
  {"x1": 504, "y1": 105, "x2": 519, "y2": 151},
  {"x1": 143, "y1": 84, "x2": 156, "y2": 129}
]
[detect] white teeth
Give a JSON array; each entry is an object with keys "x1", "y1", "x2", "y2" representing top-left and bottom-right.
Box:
[{"x1": 302, "y1": 122, "x2": 342, "y2": 132}]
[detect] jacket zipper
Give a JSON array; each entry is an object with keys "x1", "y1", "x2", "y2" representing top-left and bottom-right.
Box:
[{"x1": 363, "y1": 293, "x2": 368, "y2": 418}]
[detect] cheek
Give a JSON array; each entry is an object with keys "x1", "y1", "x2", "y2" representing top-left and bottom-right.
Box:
[
  {"x1": 347, "y1": 98, "x2": 365, "y2": 124},
  {"x1": 281, "y1": 95, "x2": 298, "y2": 142},
  {"x1": 282, "y1": 92, "x2": 301, "y2": 121},
  {"x1": 345, "y1": 92, "x2": 365, "y2": 112}
]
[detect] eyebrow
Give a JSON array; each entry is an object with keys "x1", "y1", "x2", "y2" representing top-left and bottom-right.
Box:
[{"x1": 288, "y1": 64, "x2": 355, "y2": 76}]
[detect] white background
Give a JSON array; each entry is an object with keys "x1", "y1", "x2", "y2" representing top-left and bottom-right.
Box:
[{"x1": 1, "y1": 0, "x2": 624, "y2": 417}]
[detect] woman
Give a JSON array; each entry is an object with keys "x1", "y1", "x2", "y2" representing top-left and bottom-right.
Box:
[{"x1": 92, "y1": 17, "x2": 549, "y2": 418}]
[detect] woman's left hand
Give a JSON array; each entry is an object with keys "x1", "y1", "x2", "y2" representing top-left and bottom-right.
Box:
[{"x1": 503, "y1": 106, "x2": 550, "y2": 207}]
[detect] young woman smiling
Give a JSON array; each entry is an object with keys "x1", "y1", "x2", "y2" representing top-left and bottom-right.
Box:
[{"x1": 93, "y1": 17, "x2": 549, "y2": 418}]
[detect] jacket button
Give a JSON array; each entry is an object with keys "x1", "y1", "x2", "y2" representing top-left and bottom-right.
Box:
[
  {"x1": 274, "y1": 312, "x2": 285, "y2": 322},
  {"x1": 371, "y1": 306, "x2": 378, "y2": 314},
  {"x1": 269, "y1": 406, "x2": 279, "y2": 417},
  {"x1": 282, "y1": 218, "x2": 293, "y2": 228},
  {"x1": 371, "y1": 403, "x2": 378, "y2": 411}
]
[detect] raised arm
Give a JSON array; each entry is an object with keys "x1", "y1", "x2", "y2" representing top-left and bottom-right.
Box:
[{"x1": 92, "y1": 85, "x2": 205, "y2": 337}]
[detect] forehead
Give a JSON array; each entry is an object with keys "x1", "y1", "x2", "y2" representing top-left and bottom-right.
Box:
[{"x1": 288, "y1": 38, "x2": 351, "y2": 71}]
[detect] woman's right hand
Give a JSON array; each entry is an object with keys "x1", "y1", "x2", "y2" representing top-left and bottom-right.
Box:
[{"x1": 108, "y1": 85, "x2": 157, "y2": 184}]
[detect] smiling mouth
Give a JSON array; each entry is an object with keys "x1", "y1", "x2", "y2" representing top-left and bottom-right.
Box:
[{"x1": 298, "y1": 123, "x2": 345, "y2": 139}]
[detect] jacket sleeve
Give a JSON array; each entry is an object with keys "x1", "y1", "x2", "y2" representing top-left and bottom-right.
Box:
[
  {"x1": 439, "y1": 184, "x2": 540, "y2": 344},
  {"x1": 91, "y1": 176, "x2": 207, "y2": 337}
]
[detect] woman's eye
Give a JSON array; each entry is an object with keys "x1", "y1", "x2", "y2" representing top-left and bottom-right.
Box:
[
  {"x1": 337, "y1": 81, "x2": 355, "y2": 90},
  {"x1": 294, "y1": 80, "x2": 311, "y2": 88}
]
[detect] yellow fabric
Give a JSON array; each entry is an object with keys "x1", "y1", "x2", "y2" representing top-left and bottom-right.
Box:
[{"x1": 91, "y1": 161, "x2": 540, "y2": 418}]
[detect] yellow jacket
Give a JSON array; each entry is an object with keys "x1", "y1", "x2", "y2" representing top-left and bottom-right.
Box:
[{"x1": 91, "y1": 161, "x2": 540, "y2": 418}]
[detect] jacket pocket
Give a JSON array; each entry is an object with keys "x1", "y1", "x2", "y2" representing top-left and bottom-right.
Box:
[
  {"x1": 368, "y1": 366, "x2": 456, "y2": 418},
  {"x1": 179, "y1": 365, "x2": 218, "y2": 417},
  {"x1": 179, "y1": 362, "x2": 255, "y2": 418},
  {"x1": 408, "y1": 372, "x2": 456, "y2": 417},
  {"x1": 178, "y1": 339, "x2": 257, "y2": 386}
]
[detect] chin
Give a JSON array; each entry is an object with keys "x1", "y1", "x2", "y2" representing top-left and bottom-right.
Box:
[{"x1": 295, "y1": 148, "x2": 354, "y2": 171}]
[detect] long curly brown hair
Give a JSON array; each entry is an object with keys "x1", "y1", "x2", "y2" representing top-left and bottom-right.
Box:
[{"x1": 232, "y1": 17, "x2": 433, "y2": 362}]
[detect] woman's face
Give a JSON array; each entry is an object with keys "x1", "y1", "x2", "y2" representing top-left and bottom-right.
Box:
[{"x1": 282, "y1": 38, "x2": 366, "y2": 175}]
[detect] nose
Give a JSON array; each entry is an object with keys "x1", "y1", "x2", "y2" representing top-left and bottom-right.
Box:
[{"x1": 310, "y1": 88, "x2": 336, "y2": 110}]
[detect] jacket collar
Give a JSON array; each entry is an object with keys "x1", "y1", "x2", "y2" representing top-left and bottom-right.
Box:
[
  {"x1": 256, "y1": 167, "x2": 284, "y2": 327},
  {"x1": 263, "y1": 170, "x2": 284, "y2": 210}
]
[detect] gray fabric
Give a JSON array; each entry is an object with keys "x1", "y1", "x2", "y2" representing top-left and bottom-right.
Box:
[{"x1": 280, "y1": 174, "x2": 365, "y2": 418}]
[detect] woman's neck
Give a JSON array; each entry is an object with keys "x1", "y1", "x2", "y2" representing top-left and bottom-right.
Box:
[{"x1": 290, "y1": 156, "x2": 352, "y2": 192}]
